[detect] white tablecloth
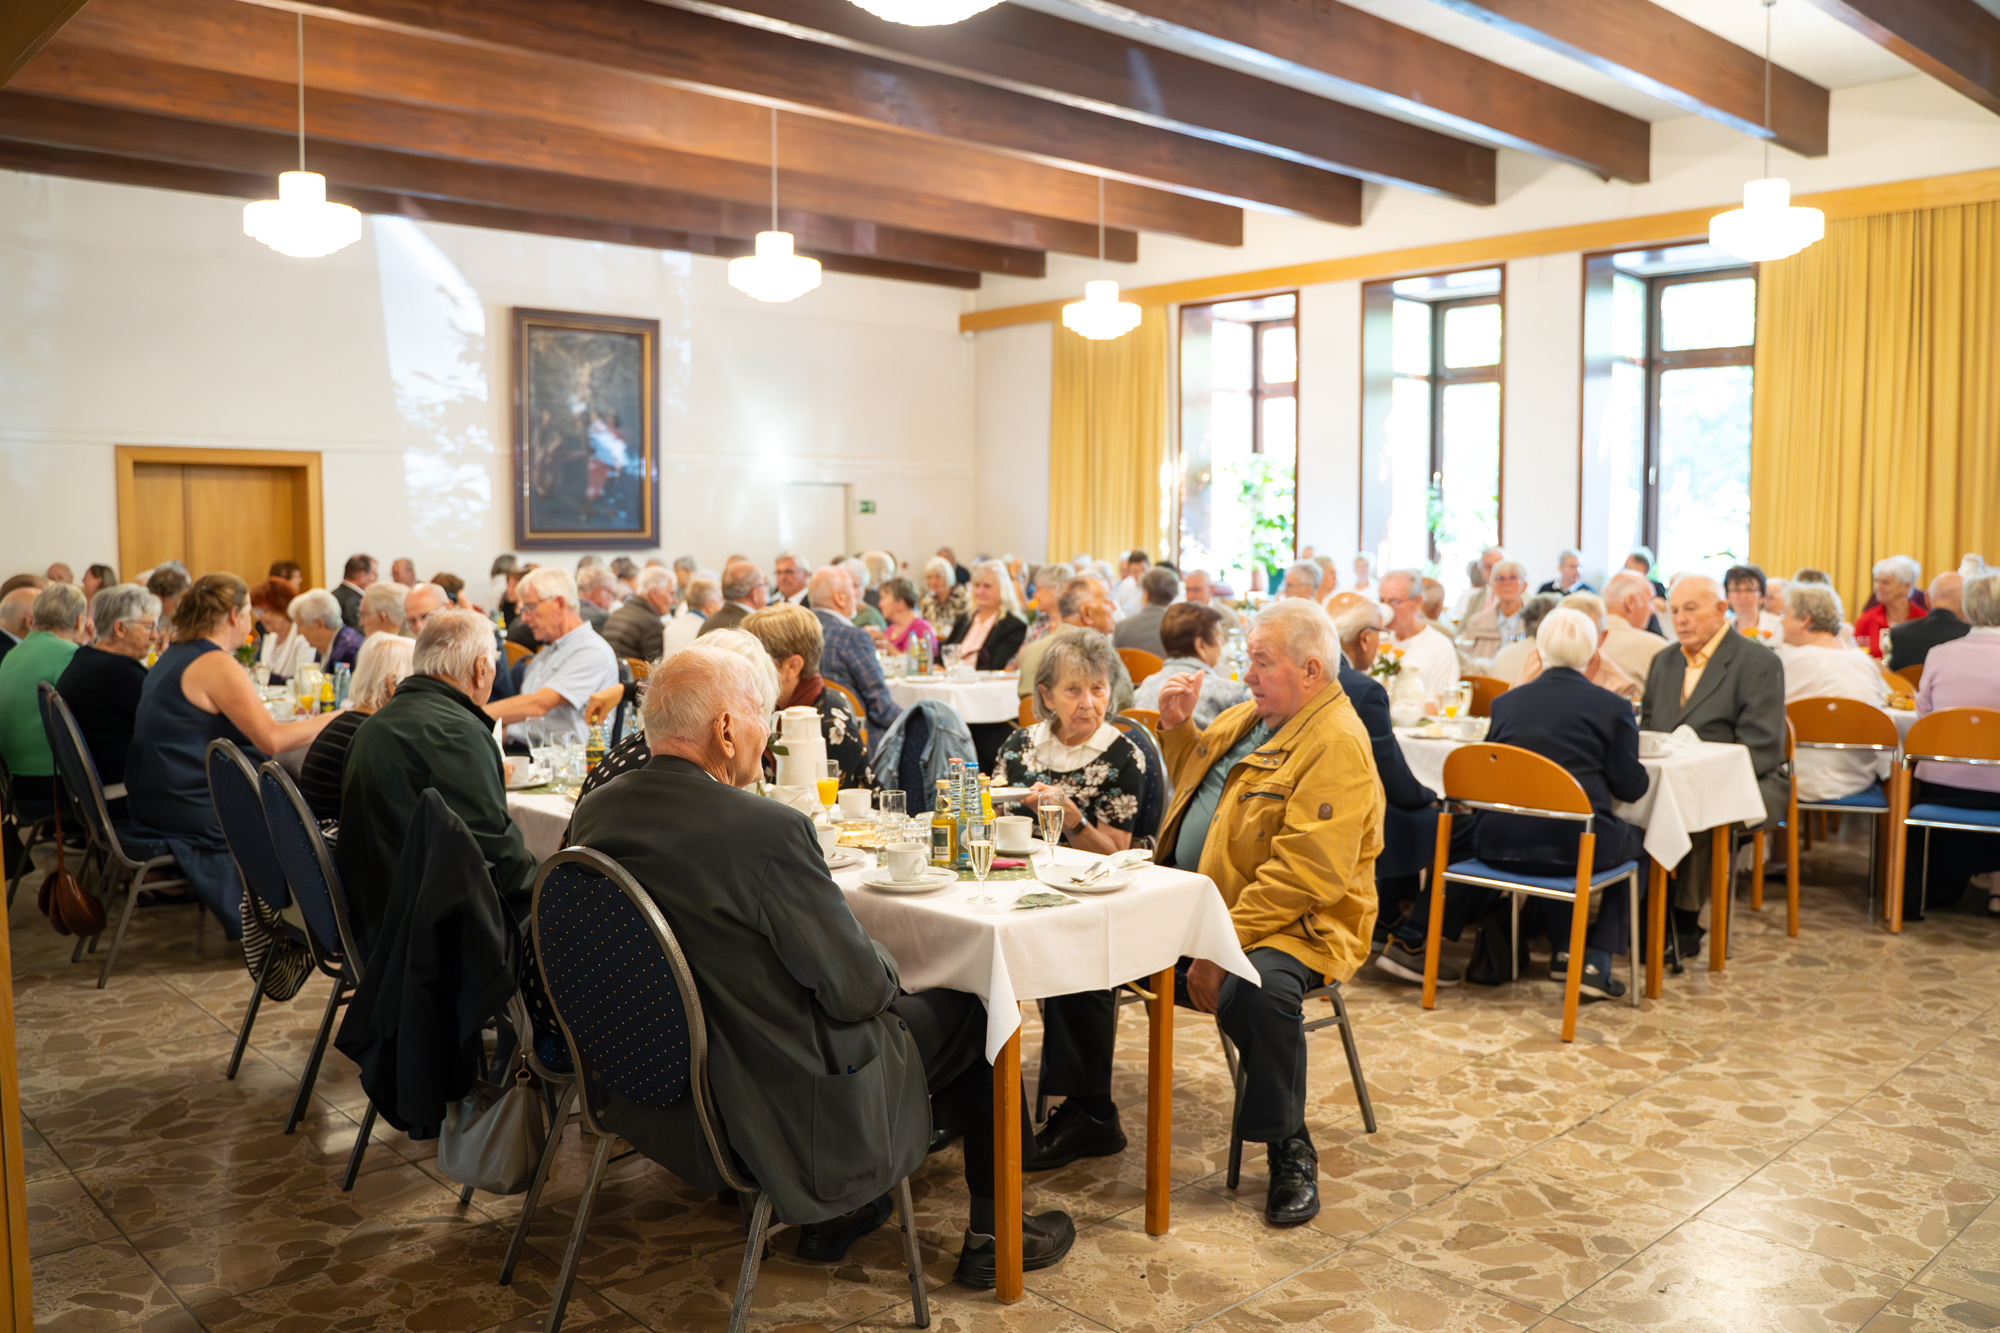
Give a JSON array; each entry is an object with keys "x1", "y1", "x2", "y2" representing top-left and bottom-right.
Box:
[
  {"x1": 508, "y1": 791, "x2": 577, "y2": 862},
  {"x1": 1394, "y1": 735, "x2": 1768, "y2": 869},
  {"x1": 887, "y1": 673, "x2": 1021, "y2": 724},
  {"x1": 834, "y1": 853, "x2": 1257, "y2": 1061}
]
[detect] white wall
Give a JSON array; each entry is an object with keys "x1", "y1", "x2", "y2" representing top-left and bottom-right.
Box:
[
  {"x1": 1296, "y1": 280, "x2": 1360, "y2": 562},
  {"x1": 0, "y1": 173, "x2": 975, "y2": 585},
  {"x1": 971, "y1": 321, "x2": 1051, "y2": 563},
  {"x1": 1500, "y1": 253, "x2": 1584, "y2": 582}
]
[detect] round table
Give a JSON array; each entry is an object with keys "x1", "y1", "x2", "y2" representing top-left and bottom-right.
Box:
[{"x1": 886, "y1": 672, "x2": 1020, "y2": 724}]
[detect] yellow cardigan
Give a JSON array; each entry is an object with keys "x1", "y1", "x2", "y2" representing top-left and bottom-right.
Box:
[{"x1": 1155, "y1": 686, "x2": 1383, "y2": 983}]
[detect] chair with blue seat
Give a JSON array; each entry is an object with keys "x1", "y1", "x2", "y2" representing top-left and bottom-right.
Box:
[
  {"x1": 1420, "y1": 743, "x2": 1642, "y2": 1042},
  {"x1": 39, "y1": 683, "x2": 187, "y2": 988},
  {"x1": 1890, "y1": 707, "x2": 2000, "y2": 928},
  {"x1": 531, "y1": 847, "x2": 928, "y2": 1333},
  {"x1": 257, "y1": 760, "x2": 373, "y2": 1168},
  {"x1": 1779, "y1": 698, "x2": 1901, "y2": 937}
]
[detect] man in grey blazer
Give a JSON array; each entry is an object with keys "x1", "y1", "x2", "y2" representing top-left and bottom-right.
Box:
[
  {"x1": 1641, "y1": 575, "x2": 1787, "y2": 957},
  {"x1": 566, "y1": 643, "x2": 1073, "y2": 1286}
]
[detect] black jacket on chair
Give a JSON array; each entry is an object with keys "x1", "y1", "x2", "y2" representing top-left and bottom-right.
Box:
[
  {"x1": 1337, "y1": 661, "x2": 1440, "y2": 879},
  {"x1": 335, "y1": 789, "x2": 520, "y2": 1135},
  {"x1": 1478, "y1": 667, "x2": 1650, "y2": 873}
]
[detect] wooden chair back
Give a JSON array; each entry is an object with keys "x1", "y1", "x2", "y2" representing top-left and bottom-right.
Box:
[
  {"x1": 1462, "y1": 675, "x2": 1509, "y2": 718},
  {"x1": 1894, "y1": 664, "x2": 1925, "y2": 689},
  {"x1": 624, "y1": 657, "x2": 651, "y2": 683},
  {"x1": 504, "y1": 641, "x2": 534, "y2": 670},
  {"x1": 1118, "y1": 648, "x2": 1164, "y2": 684},
  {"x1": 1017, "y1": 695, "x2": 1037, "y2": 727},
  {"x1": 1881, "y1": 667, "x2": 1916, "y2": 698},
  {"x1": 1785, "y1": 696, "x2": 1900, "y2": 749},
  {"x1": 1121, "y1": 708, "x2": 1161, "y2": 740},
  {"x1": 1903, "y1": 707, "x2": 2000, "y2": 766},
  {"x1": 1439, "y1": 743, "x2": 1593, "y2": 817}
]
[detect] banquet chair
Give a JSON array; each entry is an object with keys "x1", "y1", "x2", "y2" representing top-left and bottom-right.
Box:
[
  {"x1": 1218, "y1": 980, "x2": 1375, "y2": 1191},
  {"x1": 1894, "y1": 664, "x2": 1926, "y2": 690},
  {"x1": 622, "y1": 657, "x2": 650, "y2": 684},
  {"x1": 505, "y1": 641, "x2": 535, "y2": 670},
  {"x1": 1106, "y1": 714, "x2": 1169, "y2": 844},
  {"x1": 1890, "y1": 707, "x2": 2000, "y2": 927},
  {"x1": 531, "y1": 848, "x2": 930, "y2": 1333},
  {"x1": 258, "y1": 761, "x2": 371, "y2": 1153},
  {"x1": 1882, "y1": 669, "x2": 1916, "y2": 700},
  {"x1": 1, "y1": 748, "x2": 58, "y2": 908},
  {"x1": 1421, "y1": 743, "x2": 1642, "y2": 1043},
  {"x1": 40, "y1": 683, "x2": 188, "y2": 989},
  {"x1": 1778, "y1": 698, "x2": 1900, "y2": 937},
  {"x1": 1017, "y1": 696, "x2": 1037, "y2": 727},
  {"x1": 1120, "y1": 708, "x2": 1162, "y2": 741},
  {"x1": 1117, "y1": 648, "x2": 1163, "y2": 685},
  {"x1": 1462, "y1": 675, "x2": 1509, "y2": 718},
  {"x1": 206, "y1": 740, "x2": 315, "y2": 1080},
  {"x1": 498, "y1": 992, "x2": 582, "y2": 1287}
]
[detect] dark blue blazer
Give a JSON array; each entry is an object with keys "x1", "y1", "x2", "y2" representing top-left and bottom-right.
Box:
[
  {"x1": 1477, "y1": 667, "x2": 1649, "y2": 872},
  {"x1": 1338, "y1": 661, "x2": 1439, "y2": 878}
]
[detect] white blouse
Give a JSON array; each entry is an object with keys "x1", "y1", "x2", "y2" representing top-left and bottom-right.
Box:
[
  {"x1": 1775, "y1": 641, "x2": 1890, "y2": 802},
  {"x1": 258, "y1": 626, "x2": 316, "y2": 683}
]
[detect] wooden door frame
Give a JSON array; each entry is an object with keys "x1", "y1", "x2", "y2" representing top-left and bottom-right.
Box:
[{"x1": 115, "y1": 446, "x2": 325, "y2": 588}]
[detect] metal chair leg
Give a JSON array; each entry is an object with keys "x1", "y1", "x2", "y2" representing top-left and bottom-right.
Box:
[
  {"x1": 228, "y1": 944, "x2": 279, "y2": 1080},
  {"x1": 727, "y1": 1190, "x2": 774, "y2": 1333},
  {"x1": 1626, "y1": 874, "x2": 1640, "y2": 1007},
  {"x1": 95, "y1": 868, "x2": 144, "y2": 989},
  {"x1": 287, "y1": 980, "x2": 347, "y2": 1135},
  {"x1": 1223, "y1": 1054, "x2": 1247, "y2": 1191},
  {"x1": 545, "y1": 1133, "x2": 614, "y2": 1333},
  {"x1": 894, "y1": 1177, "x2": 929, "y2": 1328},
  {"x1": 1326, "y1": 986, "x2": 1377, "y2": 1133},
  {"x1": 342, "y1": 1101, "x2": 376, "y2": 1191},
  {"x1": 502, "y1": 1081, "x2": 576, "y2": 1285}
]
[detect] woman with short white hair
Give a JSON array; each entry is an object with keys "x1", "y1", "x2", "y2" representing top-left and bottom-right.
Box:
[
  {"x1": 296, "y1": 632, "x2": 418, "y2": 823},
  {"x1": 919, "y1": 555, "x2": 970, "y2": 642},
  {"x1": 290, "y1": 587, "x2": 362, "y2": 672},
  {"x1": 1855, "y1": 555, "x2": 1925, "y2": 659},
  {"x1": 1774, "y1": 582, "x2": 1888, "y2": 804},
  {"x1": 1512, "y1": 591, "x2": 1640, "y2": 699},
  {"x1": 54, "y1": 583, "x2": 162, "y2": 811}
]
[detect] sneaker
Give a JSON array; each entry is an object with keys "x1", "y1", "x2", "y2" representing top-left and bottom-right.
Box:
[
  {"x1": 1027, "y1": 1100, "x2": 1126, "y2": 1171},
  {"x1": 1551, "y1": 949, "x2": 1626, "y2": 1001},
  {"x1": 793, "y1": 1194, "x2": 892, "y2": 1262},
  {"x1": 952, "y1": 1210, "x2": 1076, "y2": 1287},
  {"x1": 1374, "y1": 939, "x2": 1460, "y2": 986}
]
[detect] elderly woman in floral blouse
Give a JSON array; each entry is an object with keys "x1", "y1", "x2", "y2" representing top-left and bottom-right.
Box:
[
  {"x1": 996, "y1": 630, "x2": 1146, "y2": 854},
  {"x1": 920, "y1": 555, "x2": 972, "y2": 644}
]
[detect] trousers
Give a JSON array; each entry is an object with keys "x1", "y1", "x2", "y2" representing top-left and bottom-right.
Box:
[
  {"x1": 893, "y1": 987, "x2": 1031, "y2": 1200},
  {"x1": 1039, "y1": 948, "x2": 1318, "y2": 1144}
]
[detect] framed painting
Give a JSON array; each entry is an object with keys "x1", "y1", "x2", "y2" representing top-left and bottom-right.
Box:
[{"x1": 512, "y1": 308, "x2": 660, "y2": 548}]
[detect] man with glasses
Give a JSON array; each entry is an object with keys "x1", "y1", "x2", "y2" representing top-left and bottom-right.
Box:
[
  {"x1": 483, "y1": 566, "x2": 617, "y2": 750},
  {"x1": 773, "y1": 551, "x2": 811, "y2": 606},
  {"x1": 1461, "y1": 560, "x2": 1529, "y2": 664},
  {"x1": 1378, "y1": 569, "x2": 1459, "y2": 705}
]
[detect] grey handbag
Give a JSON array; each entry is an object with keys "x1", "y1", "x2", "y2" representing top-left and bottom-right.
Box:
[{"x1": 438, "y1": 1067, "x2": 549, "y2": 1195}]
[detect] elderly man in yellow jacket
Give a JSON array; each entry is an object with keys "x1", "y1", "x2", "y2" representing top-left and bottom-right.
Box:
[{"x1": 1030, "y1": 599, "x2": 1382, "y2": 1227}]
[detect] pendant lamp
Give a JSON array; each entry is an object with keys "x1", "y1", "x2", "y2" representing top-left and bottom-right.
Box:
[
  {"x1": 729, "y1": 110, "x2": 822, "y2": 303},
  {"x1": 242, "y1": 14, "x2": 361, "y2": 259},
  {"x1": 1061, "y1": 178, "x2": 1141, "y2": 341},
  {"x1": 848, "y1": 0, "x2": 1003, "y2": 25},
  {"x1": 1709, "y1": 0, "x2": 1823, "y2": 263}
]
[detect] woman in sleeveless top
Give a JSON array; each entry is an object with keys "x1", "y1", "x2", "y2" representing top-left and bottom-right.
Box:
[{"x1": 127, "y1": 573, "x2": 338, "y2": 938}]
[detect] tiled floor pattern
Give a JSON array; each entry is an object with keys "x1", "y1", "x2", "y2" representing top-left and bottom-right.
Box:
[{"x1": 15, "y1": 828, "x2": 2000, "y2": 1332}]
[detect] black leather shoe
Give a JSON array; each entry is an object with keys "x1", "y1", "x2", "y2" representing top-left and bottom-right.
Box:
[
  {"x1": 794, "y1": 1194, "x2": 893, "y2": 1263},
  {"x1": 1028, "y1": 1101, "x2": 1127, "y2": 1171},
  {"x1": 1264, "y1": 1137, "x2": 1320, "y2": 1226},
  {"x1": 952, "y1": 1210, "x2": 1076, "y2": 1288}
]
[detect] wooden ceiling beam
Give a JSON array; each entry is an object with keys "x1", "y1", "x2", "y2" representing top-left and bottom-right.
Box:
[
  {"x1": 1799, "y1": 0, "x2": 2000, "y2": 116},
  {"x1": 1036, "y1": 0, "x2": 1651, "y2": 183},
  {"x1": 1429, "y1": 0, "x2": 1829, "y2": 156},
  {"x1": 0, "y1": 91, "x2": 1041, "y2": 274},
  {"x1": 0, "y1": 136, "x2": 982, "y2": 286},
  {"x1": 659, "y1": 0, "x2": 1494, "y2": 203},
  {"x1": 0, "y1": 0, "x2": 87, "y2": 85},
  {"x1": 15, "y1": 40, "x2": 1133, "y2": 261},
  {"x1": 240, "y1": 0, "x2": 1362, "y2": 222}
]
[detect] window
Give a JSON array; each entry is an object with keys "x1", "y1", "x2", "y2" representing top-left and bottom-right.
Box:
[
  {"x1": 1178, "y1": 293, "x2": 1297, "y2": 591},
  {"x1": 1361, "y1": 268, "x2": 1503, "y2": 580},
  {"x1": 1582, "y1": 246, "x2": 1755, "y2": 580}
]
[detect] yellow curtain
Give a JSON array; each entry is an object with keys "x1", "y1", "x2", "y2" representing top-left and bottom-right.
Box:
[
  {"x1": 1047, "y1": 307, "x2": 1169, "y2": 563},
  {"x1": 1751, "y1": 202, "x2": 2000, "y2": 611}
]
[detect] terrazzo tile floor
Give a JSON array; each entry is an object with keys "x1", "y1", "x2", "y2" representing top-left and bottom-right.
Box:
[{"x1": 15, "y1": 825, "x2": 2000, "y2": 1332}]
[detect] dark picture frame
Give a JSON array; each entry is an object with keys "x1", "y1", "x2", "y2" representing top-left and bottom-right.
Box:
[{"x1": 512, "y1": 307, "x2": 660, "y2": 549}]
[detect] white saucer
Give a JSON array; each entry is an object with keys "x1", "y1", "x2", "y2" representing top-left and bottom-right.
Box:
[
  {"x1": 1035, "y1": 864, "x2": 1137, "y2": 894},
  {"x1": 860, "y1": 867, "x2": 958, "y2": 893},
  {"x1": 505, "y1": 766, "x2": 551, "y2": 790},
  {"x1": 992, "y1": 838, "x2": 1045, "y2": 857},
  {"x1": 988, "y1": 786, "x2": 1034, "y2": 803},
  {"x1": 824, "y1": 847, "x2": 866, "y2": 870}
]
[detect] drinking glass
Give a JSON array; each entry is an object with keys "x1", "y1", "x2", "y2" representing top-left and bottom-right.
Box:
[
  {"x1": 253, "y1": 662, "x2": 271, "y2": 691},
  {"x1": 1453, "y1": 681, "x2": 1474, "y2": 720},
  {"x1": 877, "y1": 789, "x2": 906, "y2": 844},
  {"x1": 530, "y1": 745, "x2": 556, "y2": 787},
  {"x1": 817, "y1": 760, "x2": 841, "y2": 815},
  {"x1": 964, "y1": 818, "x2": 997, "y2": 905},
  {"x1": 1038, "y1": 798, "x2": 1066, "y2": 877},
  {"x1": 941, "y1": 645, "x2": 961, "y2": 675}
]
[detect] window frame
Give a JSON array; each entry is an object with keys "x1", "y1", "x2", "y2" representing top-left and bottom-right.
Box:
[
  {"x1": 1250, "y1": 315, "x2": 1297, "y2": 457},
  {"x1": 1174, "y1": 292, "x2": 1302, "y2": 573},
  {"x1": 1639, "y1": 266, "x2": 1755, "y2": 552}
]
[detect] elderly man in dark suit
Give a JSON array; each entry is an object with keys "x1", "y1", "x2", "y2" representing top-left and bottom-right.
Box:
[
  {"x1": 1641, "y1": 574, "x2": 1786, "y2": 957},
  {"x1": 696, "y1": 558, "x2": 765, "y2": 638},
  {"x1": 566, "y1": 642, "x2": 1072, "y2": 1286},
  {"x1": 1886, "y1": 572, "x2": 1969, "y2": 675},
  {"x1": 333, "y1": 553, "x2": 376, "y2": 630}
]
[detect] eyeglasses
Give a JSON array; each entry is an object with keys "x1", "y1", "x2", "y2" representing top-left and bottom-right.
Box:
[{"x1": 519, "y1": 598, "x2": 544, "y2": 615}]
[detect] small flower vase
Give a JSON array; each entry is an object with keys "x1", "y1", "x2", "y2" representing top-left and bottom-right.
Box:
[{"x1": 1386, "y1": 670, "x2": 1427, "y2": 728}]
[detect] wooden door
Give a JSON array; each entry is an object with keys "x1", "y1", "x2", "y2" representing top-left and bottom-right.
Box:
[{"x1": 116, "y1": 447, "x2": 323, "y2": 587}]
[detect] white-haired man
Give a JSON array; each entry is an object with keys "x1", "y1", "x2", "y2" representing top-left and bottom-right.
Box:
[
  {"x1": 1449, "y1": 546, "x2": 1507, "y2": 628},
  {"x1": 773, "y1": 551, "x2": 811, "y2": 606},
  {"x1": 1035, "y1": 600, "x2": 1380, "y2": 1228},
  {"x1": 1279, "y1": 561, "x2": 1321, "y2": 602},
  {"x1": 401, "y1": 583, "x2": 452, "y2": 639},
  {"x1": 1460, "y1": 560, "x2": 1528, "y2": 662},
  {"x1": 602, "y1": 565, "x2": 676, "y2": 661},
  {"x1": 1182, "y1": 568, "x2": 1240, "y2": 636},
  {"x1": 485, "y1": 565, "x2": 618, "y2": 749},
  {"x1": 358, "y1": 581, "x2": 408, "y2": 639},
  {"x1": 807, "y1": 566, "x2": 901, "y2": 733},
  {"x1": 568, "y1": 645, "x2": 1075, "y2": 1283},
  {"x1": 1598, "y1": 573, "x2": 1671, "y2": 695},
  {"x1": 1640, "y1": 575, "x2": 1786, "y2": 957},
  {"x1": 1512, "y1": 592, "x2": 1640, "y2": 700},
  {"x1": 699, "y1": 559, "x2": 766, "y2": 637},
  {"x1": 1378, "y1": 569, "x2": 1459, "y2": 703},
  {"x1": 1538, "y1": 548, "x2": 1593, "y2": 596},
  {"x1": 338, "y1": 609, "x2": 536, "y2": 953},
  {"x1": 576, "y1": 564, "x2": 620, "y2": 633}
]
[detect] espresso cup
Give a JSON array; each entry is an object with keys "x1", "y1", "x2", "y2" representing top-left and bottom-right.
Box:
[
  {"x1": 994, "y1": 815, "x2": 1033, "y2": 853},
  {"x1": 838, "y1": 788, "x2": 873, "y2": 820},
  {"x1": 885, "y1": 842, "x2": 927, "y2": 882},
  {"x1": 815, "y1": 823, "x2": 840, "y2": 858}
]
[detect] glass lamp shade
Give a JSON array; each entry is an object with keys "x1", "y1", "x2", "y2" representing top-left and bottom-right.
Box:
[
  {"x1": 727, "y1": 231, "x2": 823, "y2": 303},
  {"x1": 242, "y1": 171, "x2": 362, "y2": 259},
  {"x1": 1709, "y1": 177, "x2": 1824, "y2": 263},
  {"x1": 848, "y1": 0, "x2": 1003, "y2": 24},
  {"x1": 1061, "y1": 279, "x2": 1142, "y2": 341}
]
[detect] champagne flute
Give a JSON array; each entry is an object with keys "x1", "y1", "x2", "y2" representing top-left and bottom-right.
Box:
[
  {"x1": 816, "y1": 760, "x2": 841, "y2": 817},
  {"x1": 1038, "y1": 797, "x2": 1065, "y2": 878},
  {"x1": 1454, "y1": 681, "x2": 1474, "y2": 720},
  {"x1": 965, "y1": 818, "x2": 997, "y2": 905}
]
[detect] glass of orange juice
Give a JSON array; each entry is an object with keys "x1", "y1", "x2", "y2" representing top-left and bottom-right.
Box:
[{"x1": 816, "y1": 760, "x2": 841, "y2": 813}]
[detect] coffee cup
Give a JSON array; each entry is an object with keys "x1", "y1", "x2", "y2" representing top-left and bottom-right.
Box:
[
  {"x1": 815, "y1": 822, "x2": 840, "y2": 858},
  {"x1": 994, "y1": 815, "x2": 1033, "y2": 853},
  {"x1": 1638, "y1": 730, "x2": 1672, "y2": 759},
  {"x1": 838, "y1": 788, "x2": 873, "y2": 820},
  {"x1": 884, "y1": 842, "x2": 927, "y2": 882}
]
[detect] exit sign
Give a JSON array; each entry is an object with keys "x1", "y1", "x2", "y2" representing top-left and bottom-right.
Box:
[{"x1": 857, "y1": 499, "x2": 877, "y2": 514}]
